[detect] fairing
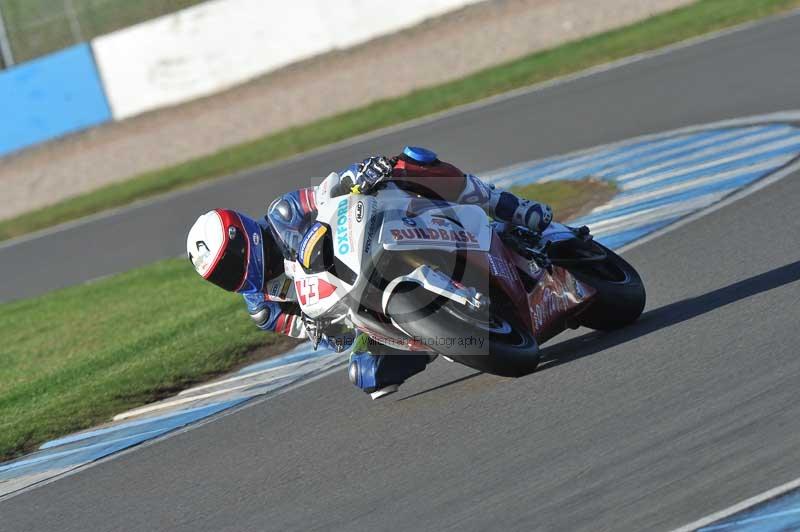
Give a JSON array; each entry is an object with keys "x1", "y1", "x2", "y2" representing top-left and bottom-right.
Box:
[{"x1": 292, "y1": 183, "x2": 596, "y2": 347}]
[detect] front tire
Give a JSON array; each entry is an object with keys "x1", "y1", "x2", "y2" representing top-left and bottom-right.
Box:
[
  {"x1": 564, "y1": 242, "x2": 646, "y2": 330},
  {"x1": 385, "y1": 282, "x2": 540, "y2": 377}
]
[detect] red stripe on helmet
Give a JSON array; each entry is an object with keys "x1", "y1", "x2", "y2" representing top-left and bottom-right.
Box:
[
  {"x1": 202, "y1": 210, "x2": 228, "y2": 280},
  {"x1": 206, "y1": 209, "x2": 249, "y2": 291},
  {"x1": 307, "y1": 188, "x2": 317, "y2": 210},
  {"x1": 299, "y1": 189, "x2": 311, "y2": 214}
]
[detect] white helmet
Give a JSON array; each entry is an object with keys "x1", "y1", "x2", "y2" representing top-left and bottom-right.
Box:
[{"x1": 186, "y1": 209, "x2": 266, "y2": 293}]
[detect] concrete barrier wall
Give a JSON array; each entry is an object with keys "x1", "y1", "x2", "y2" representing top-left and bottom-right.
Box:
[
  {"x1": 92, "y1": 0, "x2": 481, "y2": 120},
  {"x1": 0, "y1": 43, "x2": 111, "y2": 157}
]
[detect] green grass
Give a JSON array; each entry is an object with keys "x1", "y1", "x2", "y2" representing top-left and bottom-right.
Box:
[
  {"x1": 1, "y1": 0, "x2": 798, "y2": 241},
  {"x1": 511, "y1": 179, "x2": 618, "y2": 222},
  {"x1": 0, "y1": 258, "x2": 293, "y2": 462},
  {"x1": 0, "y1": 179, "x2": 611, "y2": 462},
  {"x1": 0, "y1": 0, "x2": 204, "y2": 64}
]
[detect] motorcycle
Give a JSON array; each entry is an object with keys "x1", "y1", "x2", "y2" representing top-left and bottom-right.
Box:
[{"x1": 291, "y1": 165, "x2": 646, "y2": 378}]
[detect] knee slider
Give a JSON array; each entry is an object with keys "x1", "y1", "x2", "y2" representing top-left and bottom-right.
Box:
[{"x1": 348, "y1": 352, "x2": 380, "y2": 392}]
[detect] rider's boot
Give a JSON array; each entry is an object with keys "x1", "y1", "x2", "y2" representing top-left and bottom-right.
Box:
[
  {"x1": 348, "y1": 335, "x2": 431, "y2": 399},
  {"x1": 348, "y1": 352, "x2": 431, "y2": 399},
  {"x1": 459, "y1": 174, "x2": 553, "y2": 233}
]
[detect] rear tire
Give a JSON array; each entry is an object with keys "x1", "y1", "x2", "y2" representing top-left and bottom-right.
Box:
[
  {"x1": 564, "y1": 242, "x2": 646, "y2": 330},
  {"x1": 385, "y1": 282, "x2": 540, "y2": 377}
]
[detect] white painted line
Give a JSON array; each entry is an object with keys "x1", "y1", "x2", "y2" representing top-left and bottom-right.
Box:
[
  {"x1": 701, "y1": 508, "x2": 800, "y2": 531},
  {"x1": 586, "y1": 196, "x2": 718, "y2": 235},
  {"x1": 2, "y1": 9, "x2": 800, "y2": 251},
  {"x1": 115, "y1": 353, "x2": 344, "y2": 420},
  {"x1": 550, "y1": 111, "x2": 800, "y2": 170},
  {"x1": 594, "y1": 155, "x2": 795, "y2": 212},
  {"x1": 112, "y1": 382, "x2": 264, "y2": 421},
  {"x1": 671, "y1": 476, "x2": 800, "y2": 532},
  {"x1": 614, "y1": 127, "x2": 796, "y2": 180},
  {"x1": 617, "y1": 132, "x2": 800, "y2": 187},
  {"x1": 0, "y1": 428, "x2": 167, "y2": 474},
  {"x1": 503, "y1": 129, "x2": 715, "y2": 183},
  {"x1": 534, "y1": 129, "x2": 770, "y2": 184},
  {"x1": 176, "y1": 356, "x2": 319, "y2": 396},
  {"x1": 0, "y1": 358, "x2": 348, "y2": 503},
  {"x1": 617, "y1": 157, "x2": 800, "y2": 254},
  {"x1": 485, "y1": 111, "x2": 800, "y2": 187},
  {"x1": 4, "y1": 10, "x2": 800, "y2": 503},
  {"x1": 38, "y1": 401, "x2": 232, "y2": 449}
]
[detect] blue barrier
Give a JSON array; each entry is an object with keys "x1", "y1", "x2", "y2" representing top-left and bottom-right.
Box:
[{"x1": 0, "y1": 43, "x2": 111, "y2": 157}]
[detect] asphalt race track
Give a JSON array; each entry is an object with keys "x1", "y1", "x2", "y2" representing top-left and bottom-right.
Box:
[
  {"x1": 3, "y1": 11, "x2": 800, "y2": 302},
  {"x1": 2, "y1": 11, "x2": 800, "y2": 532}
]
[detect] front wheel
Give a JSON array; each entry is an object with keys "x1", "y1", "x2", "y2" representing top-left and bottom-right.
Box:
[
  {"x1": 561, "y1": 241, "x2": 646, "y2": 330},
  {"x1": 385, "y1": 282, "x2": 540, "y2": 377}
]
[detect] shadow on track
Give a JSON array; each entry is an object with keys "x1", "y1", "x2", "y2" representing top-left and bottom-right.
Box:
[
  {"x1": 394, "y1": 260, "x2": 800, "y2": 398},
  {"x1": 538, "y1": 259, "x2": 800, "y2": 371},
  {"x1": 397, "y1": 371, "x2": 483, "y2": 401}
]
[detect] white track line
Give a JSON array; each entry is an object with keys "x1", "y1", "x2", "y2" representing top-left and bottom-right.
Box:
[
  {"x1": 618, "y1": 136, "x2": 800, "y2": 189},
  {"x1": 114, "y1": 353, "x2": 343, "y2": 420},
  {"x1": 594, "y1": 155, "x2": 795, "y2": 212},
  {"x1": 176, "y1": 357, "x2": 319, "y2": 396},
  {"x1": 0, "y1": 359, "x2": 346, "y2": 503},
  {"x1": 535, "y1": 129, "x2": 783, "y2": 184},
  {"x1": 586, "y1": 196, "x2": 718, "y2": 235},
  {"x1": 614, "y1": 128, "x2": 796, "y2": 183},
  {"x1": 4, "y1": 8, "x2": 800, "y2": 506},
  {"x1": 617, "y1": 157, "x2": 800, "y2": 254},
  {"x1": 112, "y1": 383, "x2": 262, "y2": 421},
  {"x1": 485, "y1": 111, "x2": 800, "y2": 187},
  {"x1": 671, "y1": 476, "x2": 800, "y2": 532}
]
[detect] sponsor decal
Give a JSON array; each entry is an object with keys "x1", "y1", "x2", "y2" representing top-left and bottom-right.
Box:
[
  {"x1": 430, "y1": 217, "x2": 449, "y2": 227},
  {"x1": 487, "y1": 254, "x2": 518, "y2": 281},
  {"x1": 252, "y1": 232, "x2": 260, "y2": 246},
  {"x1": 267, "y1": 276, "x2": 292, "y2": 300},
  {"x1": 530, "y1": 268, "x2": 590, "y2": 333},
  {"x1": 364, "y1": 214, "x2": 379, "y2": 254},
  {"x1": 279, "y1": 277, "x2": 292, "y2": 299},
  {"x1": 298, "y1": 222, "x2": 328, "y2": 269},
  {"x1": 336, "y1": 199, "x2": 350, "y2": 254},
  {"x1": 402, "y1": 217, "x2": 417, "y2": 227},
  {"x1": 390, "y1": 227, "x2": 478, "y2": 244},
  {"x1": 355, "y1": 201, "x2": 364, "y2": 223},
  {"x1": 295, "y1": 277, "x2": 337, "y2": 306}
]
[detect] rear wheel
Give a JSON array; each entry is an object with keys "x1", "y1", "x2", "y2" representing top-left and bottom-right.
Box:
[
  {"x1": 385, "y1": 282, "x2": 540, "y2": 377},
  {"x1": 558, "y1": 241, "x2": 646, "y2": 330}
]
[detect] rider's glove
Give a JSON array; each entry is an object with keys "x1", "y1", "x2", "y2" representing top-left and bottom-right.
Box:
[{"x1": 352, "y1": 156, "x2": 394, "y2": 194}]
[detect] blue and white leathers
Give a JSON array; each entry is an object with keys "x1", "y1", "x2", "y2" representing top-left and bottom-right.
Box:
[{"x1": 248, "y1": 148, "x2": 553, "y2": 397}]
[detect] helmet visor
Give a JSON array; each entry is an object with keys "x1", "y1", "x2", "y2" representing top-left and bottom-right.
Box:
[{"x1": 205, "y1": 223, "x2": 248, "y2": 291}]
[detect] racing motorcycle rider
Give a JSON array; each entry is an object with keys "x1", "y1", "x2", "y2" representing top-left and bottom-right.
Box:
[{"x1": 186, "y1": 147, "x2": 553, "y2": 399}]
